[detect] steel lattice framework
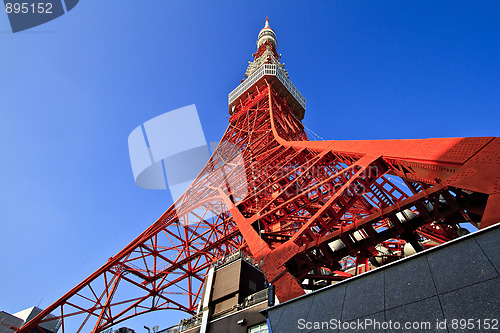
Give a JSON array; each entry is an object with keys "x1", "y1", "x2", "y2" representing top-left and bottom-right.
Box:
[{"x1": 18, "y1": 19, "x2": 500, "y2": 333}]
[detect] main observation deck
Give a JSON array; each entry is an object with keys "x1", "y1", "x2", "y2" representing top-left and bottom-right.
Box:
[{"x1": 228, "y1": 63, "x2": 306, "y2": 120}]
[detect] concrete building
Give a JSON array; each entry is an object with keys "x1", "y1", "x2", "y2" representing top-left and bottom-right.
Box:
[
  {"x1": 264, "y1": 223, "x2": 500, "y2": 333},
  {"x1": 0, "y1": 307, "x2": 60, "y2": 333}
]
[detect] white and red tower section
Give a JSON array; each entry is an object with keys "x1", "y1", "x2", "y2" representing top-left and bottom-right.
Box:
[{"x1": 17, "y1": 19, "x2": 500, "y2": 333}]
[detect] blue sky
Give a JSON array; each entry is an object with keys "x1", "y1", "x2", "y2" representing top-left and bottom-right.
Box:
[{"x1": 1, "y1": 0, "x2": 499, "y2": 331}]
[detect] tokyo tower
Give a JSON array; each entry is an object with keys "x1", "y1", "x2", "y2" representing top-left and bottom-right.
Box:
[{"x1": 17, "y1": 19, "x2": 500, "y2": 333}]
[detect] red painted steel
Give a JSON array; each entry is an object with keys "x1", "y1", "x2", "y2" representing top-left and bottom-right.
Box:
[{"x1": 17, "y1": 21, "x2": 500, "y2": 333}]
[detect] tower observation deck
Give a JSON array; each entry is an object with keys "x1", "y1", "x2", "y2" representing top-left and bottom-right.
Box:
[{"x1": 16, "y1": 19, "x2": 500, "y2": 333}]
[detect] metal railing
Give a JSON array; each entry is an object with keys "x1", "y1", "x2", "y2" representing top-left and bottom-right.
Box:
[
  {"x1": 211, "y1": 288, "x2": 269, "y2": 320},
  {"x1": 243, "y1": 288, "x2": 268, "y2": 308},
  {"x1": 228, "y1": 64, "x2": 305, "y2": 110},
  {"x1": 214, "y1": 250, "x2": 258, "y2": 269}
]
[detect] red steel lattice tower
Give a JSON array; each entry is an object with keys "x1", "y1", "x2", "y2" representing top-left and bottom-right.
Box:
[{"x1": 18, "y1": 19, "x2": 500, "y2": 333}]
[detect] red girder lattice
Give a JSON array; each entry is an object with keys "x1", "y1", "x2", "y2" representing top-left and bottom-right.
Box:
[{"x1": 18, "y1": 60, "x2": 500, "y2": 333}]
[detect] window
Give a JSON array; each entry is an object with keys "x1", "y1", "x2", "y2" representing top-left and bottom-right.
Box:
[
  {"x1": 249, "y1": 280, "x2": 257, "y2": 292},
  {"x1": 248, "y1": 322, "x2": 268, "y2": 333}
]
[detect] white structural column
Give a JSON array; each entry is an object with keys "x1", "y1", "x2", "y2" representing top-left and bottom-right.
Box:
[{"x1": 199, "y1": 266, "x2": 215, "y2": 333}]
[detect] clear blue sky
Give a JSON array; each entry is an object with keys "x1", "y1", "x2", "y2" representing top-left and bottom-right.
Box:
[{"x1": 1, "y1": 1, "x2": 499, "y2": 331}]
